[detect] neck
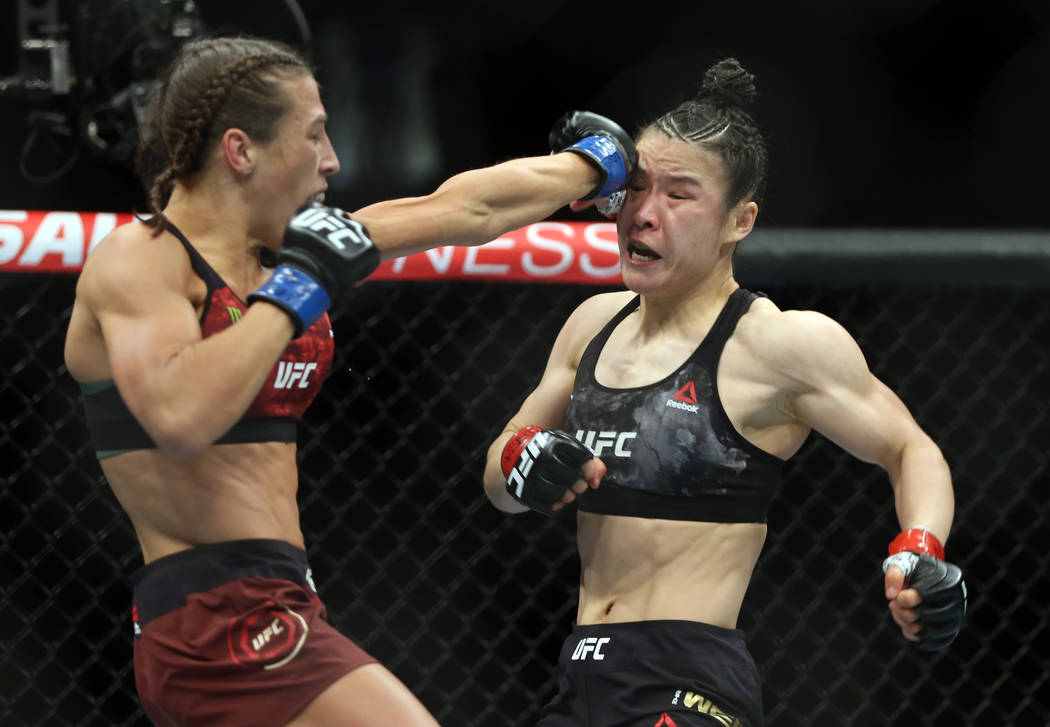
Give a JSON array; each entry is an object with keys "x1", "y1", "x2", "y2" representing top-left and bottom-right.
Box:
[
  {"x1": 164, "y1": 182, "x2": 269, "y2": 281},
  {"x1": 636, "y1": 258, "x2": 738, "y2": 332}
]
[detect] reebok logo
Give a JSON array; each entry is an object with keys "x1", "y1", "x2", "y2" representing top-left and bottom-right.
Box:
[
  {"x1": 570, "y1": 636, "x2": 610, "y2": 661},
  {"x1": 666, "y1": 381, "x2": 699, "y2": 413},
  {"x1": 274, "y1": 361, "x2": 317, "y2": 389}
]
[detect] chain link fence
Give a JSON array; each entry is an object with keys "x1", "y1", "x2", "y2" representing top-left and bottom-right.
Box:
[{"x1": 2, "y1": 237, "x2": 1049, "y2": 726}]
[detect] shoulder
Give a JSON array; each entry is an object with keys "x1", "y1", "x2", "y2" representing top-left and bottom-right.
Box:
[
  {"x1": 735, "y1": 299, "x2": 869, "y2": 389},
  {"x1": 562, "y1": 290, "x2": 634, "y2": 341},
  {"x1": 78, "y1": 219, "x2": 193, "y2": 309},
  {"x1": 550, "y1": 290, "x2": 634, "y2": 366}
]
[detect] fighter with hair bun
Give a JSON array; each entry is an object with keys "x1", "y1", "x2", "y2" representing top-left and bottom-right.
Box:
[{"x1": 484, "y1": 57, "x2": 965, "y2": 727}]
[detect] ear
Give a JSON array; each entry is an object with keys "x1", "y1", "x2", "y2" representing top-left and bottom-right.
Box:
[
  {"x1": 727, "y1": 200, "x2": 758, "y2": 244},
  {"x1": 221, "y1": 128, "x2": 255, "y2": 175}
]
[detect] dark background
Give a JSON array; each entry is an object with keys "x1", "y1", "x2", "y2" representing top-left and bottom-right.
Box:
[
  {"x1": 1, "y1": 0, "x2": 1049, "y2": 228},
  {"x1": 2, "y1": 3, "x2": 1049, "y2": 726}
]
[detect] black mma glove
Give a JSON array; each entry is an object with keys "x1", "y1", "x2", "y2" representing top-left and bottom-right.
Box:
[
  {"x1": 501, "y1": 426, "x2": 593, "y2": 514},
  {"x1": 882, "y1": 528, "x2": 967, "y2": 651},
  {"x1": 249, "y1": 202, "x2": 380, "y2": 337},
  {"x1": 549, "y1": 111, "x2": 638, "y2": 202}
]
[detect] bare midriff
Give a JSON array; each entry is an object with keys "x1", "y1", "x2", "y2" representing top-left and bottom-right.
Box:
[
  {"x1": 576, "y1": 511, "x2": 766, "y2": 629},
  {"x1": 99, "y1": 441, "x2": 303, "y2": 564}
]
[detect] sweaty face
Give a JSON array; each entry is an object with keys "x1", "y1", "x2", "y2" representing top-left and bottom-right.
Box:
[
  {"x1": 255, "y1": 74, "x2": 340, "y2": 225},
  {"x1": 615, "y1": 132, "x2": 746, "y2": 296}
]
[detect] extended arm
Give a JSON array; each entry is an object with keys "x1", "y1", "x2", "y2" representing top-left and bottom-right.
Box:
[{"x1": 353, "y1": 152, "x2": 599, "y2": 260}]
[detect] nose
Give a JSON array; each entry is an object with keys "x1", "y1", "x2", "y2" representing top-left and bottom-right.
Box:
[
  {"x1": 320, "y1": 131, "x2": 340, "y2": 177},
  {"x1": 630, "y1": 187, "x2": 660, "y2": 229}
]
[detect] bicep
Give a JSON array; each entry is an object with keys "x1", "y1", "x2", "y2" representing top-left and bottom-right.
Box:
[
  {"x1": 88, "y1": 254, "x2": 202, "y2": 413},
  {"x1": 786, "y1": 315, "x2": 920, "y2": 470}
]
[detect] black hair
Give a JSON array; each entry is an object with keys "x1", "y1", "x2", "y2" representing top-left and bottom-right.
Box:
[{"x1": 645, "y1": 58, "x2": 768, "y2": 209}]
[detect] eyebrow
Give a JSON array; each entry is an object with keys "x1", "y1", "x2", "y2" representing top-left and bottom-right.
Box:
[{"x1": 666, "y1": 172, "x2": 703, "y2": 186}]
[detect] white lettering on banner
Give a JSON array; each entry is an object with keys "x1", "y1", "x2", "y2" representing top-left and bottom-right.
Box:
[
  {"x1": 88, "y1": 213, "x2": 119, "y2": 257},
  {"x1": 21, "y1": 212, "x2": 84, "y2": 267},
  {"x1": 464, "y1": 238, "x2": 512, "y2": 275},
  {"x1": 0, "y1": 211, "x2": 28, "y2": 265},
  {"x1": 580, "y1": 223, "x2": 621, "y2": 278},
  {"x1": 523, "y1": 223, "x2": 574, "y2": 276},
  {"x1": 425, "y1": 246, "x2": 456, "y2": 274}
]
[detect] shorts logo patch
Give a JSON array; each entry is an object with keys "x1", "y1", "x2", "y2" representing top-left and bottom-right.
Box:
[
  {"x1": 227, "y1": 601, "x2": 309, "y2": 670},
  {"x1": 654, "y1": 714, "x2": 679, "y2": 727},
  {"x1": 570, "y1": 636, "x2": 610, "y2": 660}
]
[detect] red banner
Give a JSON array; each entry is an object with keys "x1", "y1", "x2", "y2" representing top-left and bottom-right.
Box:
[{"x1": 0, "y1": 210, "x2": 624, "y2": 284}]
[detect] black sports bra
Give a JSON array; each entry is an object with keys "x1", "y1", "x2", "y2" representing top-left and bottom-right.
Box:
[{"x1": 565, "y1": 289, "x2": 784, "y2": 522}]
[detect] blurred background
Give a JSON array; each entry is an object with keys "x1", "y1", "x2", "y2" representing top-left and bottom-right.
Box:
[
  {"x1": 2, "y1": 0, "x2": 1049, "y2": 226},
  {"x1": 1, "y1": 2, "x2": 1048, "y2": 727}
]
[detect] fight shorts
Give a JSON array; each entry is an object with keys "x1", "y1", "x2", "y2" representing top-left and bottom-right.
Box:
[
  {"x1": 130, "y1": 538, "x2": 376, "y2": 727},
  {"x1": 535, "y1": 620, "x2": 764, "y2": 727}
]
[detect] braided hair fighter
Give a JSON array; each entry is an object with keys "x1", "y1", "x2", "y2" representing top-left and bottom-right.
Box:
[{"x1": 65, "y1": 35, "x2": 635, "y2": 727}]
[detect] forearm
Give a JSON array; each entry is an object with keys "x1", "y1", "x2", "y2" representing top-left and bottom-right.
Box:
[
  {"x1": 354, "y1": 152, "x2": 599, "y2": 260},
  {"x1": 135, "y1": 304, "x2": 294, "y2": 456},
  {"x1": 890, "y1": 433, "x2": 955, "y2": 543}
]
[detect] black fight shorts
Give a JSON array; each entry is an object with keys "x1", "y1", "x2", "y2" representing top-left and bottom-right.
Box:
[
  {"x1": 536, "y1": 620, "x2": 763, "y2": 727},
  {"x1": 130, "y1": 538, "x2": 376, "y2": 727}
]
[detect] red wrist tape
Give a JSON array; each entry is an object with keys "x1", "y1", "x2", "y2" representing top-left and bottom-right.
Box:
[
  {"x1": 888, "y1": 528, "x2": 945, "y2": 560},
  {"x1": 501, "y1": 425, "x2": 543, "y2": 478}
]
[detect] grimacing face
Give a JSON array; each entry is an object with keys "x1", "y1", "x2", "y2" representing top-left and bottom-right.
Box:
[{"x1": 614, "y1": 132, "x2": 751, "y2": 296}]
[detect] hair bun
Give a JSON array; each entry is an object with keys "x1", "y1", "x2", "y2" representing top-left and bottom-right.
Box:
[{"x1": 699, "y1": 58, "x2": 757, "y2": 107}]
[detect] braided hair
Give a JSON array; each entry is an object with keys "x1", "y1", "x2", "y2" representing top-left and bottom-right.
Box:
[
  {"x1": 646, "y1": 58, "x2": 768, "y2": 209},
  {"x1": 135, "y1": 36, "x2": 312, "y2": 235}
]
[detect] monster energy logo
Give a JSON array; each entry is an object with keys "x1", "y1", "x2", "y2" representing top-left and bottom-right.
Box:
[{"x1": 227, "y1": 306, "x2": 243, "y2": 323}]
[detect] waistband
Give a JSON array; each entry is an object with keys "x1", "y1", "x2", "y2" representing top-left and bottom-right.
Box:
[
  {"x1": 558, "y1": 620, "x2": 750, "y2": 673},
  {"x1": 130, "y1": 538, "x2": 312, "y2": 628}
]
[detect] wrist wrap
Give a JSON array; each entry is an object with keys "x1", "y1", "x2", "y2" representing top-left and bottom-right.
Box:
[
  {"x1": 888, "y1": 528, "x2": 945, "y2": 560},
  {"x1": 567, "y1": 135, "x2": 629, "y2": 200},
  {"x1": 248, "y1": 264, "x2": 330, "y2": 338}
]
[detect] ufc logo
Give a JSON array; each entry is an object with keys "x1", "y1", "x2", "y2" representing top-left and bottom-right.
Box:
[
  {"x1": 575, "y1": 430, "x2": 636, "y2": 457},
  {"x1": 570, "y1": 636, "x2": 610, "y2": 661},
  {"x1": 274, "y1": 361, "x2": 317, "y2": 389},
  {"x1": 507, "y1": 430, "x2": 551, "y2": 498},
  {"x1": 292, "y1": 206, "x2": 368, "y2": 251}
]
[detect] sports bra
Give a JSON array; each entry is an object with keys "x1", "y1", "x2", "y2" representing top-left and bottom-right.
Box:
[
  {"x1": 80, "y1": 223, "x2": 334, "y2": 458},
  {"x1": 565, "y1": 288, "x2": 784, "y2": 522}
]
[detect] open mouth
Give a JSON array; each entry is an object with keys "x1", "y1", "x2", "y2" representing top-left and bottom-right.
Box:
[{"x1": 627, "y1": 240, "x2": 661, "y2": 262}]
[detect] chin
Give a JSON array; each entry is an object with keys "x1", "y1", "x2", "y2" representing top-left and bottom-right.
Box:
[{"x1": 621, "y1": 265, "x2": 666, "y2": 294}]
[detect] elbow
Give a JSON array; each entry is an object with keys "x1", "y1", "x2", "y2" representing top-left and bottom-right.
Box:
[{"x1": 146, "y1": 409, "x2": 215, "y2": 460}]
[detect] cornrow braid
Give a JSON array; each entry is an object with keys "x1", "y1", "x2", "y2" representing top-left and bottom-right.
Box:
[
  {"x1": 645, "y1": 57, "x2": 768, "y2": 209},
  {"x1": 137, "y1": 37, "x2": 311, "y2": 235}
]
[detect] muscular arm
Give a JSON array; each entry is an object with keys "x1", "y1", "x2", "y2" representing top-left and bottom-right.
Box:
[
  {"x1": 482, "y1": 295, "x2": 613, "y2": 512},
  {"x1": 71, "y1": 225, "x2": 294, "y2": 459},
  {"x1": 353, "y1": 152, "x2": 599, "y2": 260},
  {"x1": 774, "y1": 311, "x2": 955, "y2": 540}
]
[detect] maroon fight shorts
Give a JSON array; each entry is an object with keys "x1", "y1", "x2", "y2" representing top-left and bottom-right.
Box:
[{"x1": 130, "y1": 538, "x2": 376, "y2": 727}]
